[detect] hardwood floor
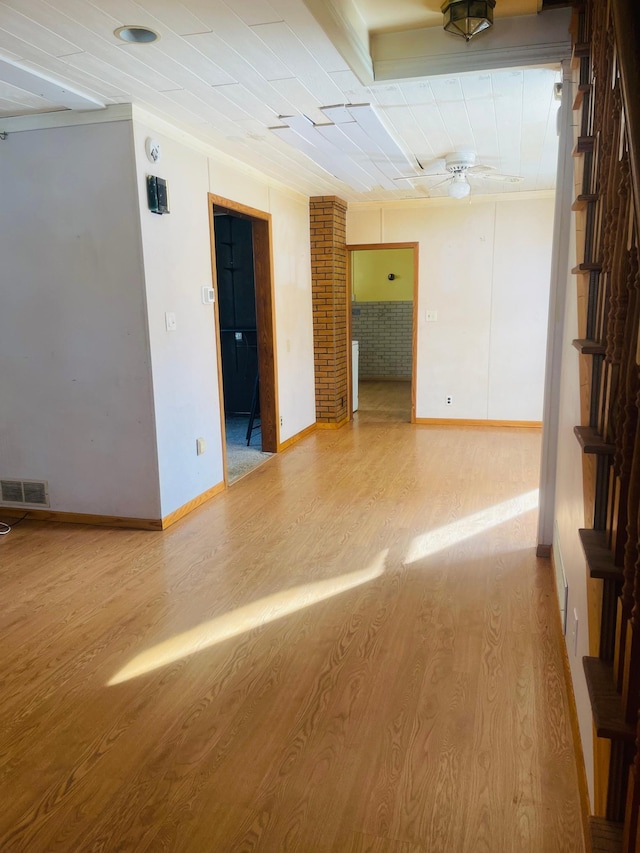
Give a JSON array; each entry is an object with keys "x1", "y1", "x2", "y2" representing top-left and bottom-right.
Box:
[
  {"x1": 0, "y1": 385, "x2": 584, "y2": 852},
  {"x1": 357, "y1": 380, "x2": 412, "y2": 422}
]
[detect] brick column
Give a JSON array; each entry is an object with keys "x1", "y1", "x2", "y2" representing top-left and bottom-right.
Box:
[{"x1": 310, "y1": 196, "x2": 349, "y2": 425}]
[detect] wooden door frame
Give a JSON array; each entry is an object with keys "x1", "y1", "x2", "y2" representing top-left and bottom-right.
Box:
[
  {"x1": 208, "y1": 194, "x2": 279, "y2": 485},
  {"x1": 346, "y1": 242, "x2": 419, "y2": 423}
]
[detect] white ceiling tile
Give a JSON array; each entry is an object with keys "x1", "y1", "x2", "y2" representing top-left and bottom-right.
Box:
[
  {"x1": 0, "y1": 5, "x2": 81, "y2": 58},
  {"x1": 250, "y1": 21, "x2": 345, "y2": 103},
  {"x1": 0, "y1": 79, "x2": 59, "y2": 111},
  {"x1": 463, "y1": 98, "x2": 499, "y2": 162},
  {"x1": 266, "y1": 0, "x2": 350, "y2": 73},
  {"x1": 429, "y1": 76, "x2": 464, "y2": 103},
  {"x1": 491, "y1": 70, "x2": 523, "y2": 176},
  {"x1": 378, "y1": 104, "x2": 435, "y2": 164},
  {"x1": 460, "y1": 73, "x2": 493, "y2": 101},
  {"x1": 60, "y1": 50, "x2": 174, "y2": 100},
  {"x1": 435, "y1": 100, "x2": 474, "y2": 152},
  {"x1": 399, "y1": 80, "x2": 435, "y2": 107},
  {"x1": 183, "y1": 0, "x2": 291, "y2": 80},
  {"x1": 229, "y1": 0, "x2": 283, "y2": 26},
  {"x1": 20, "y1": 57, "x2": 127, "y2": 101},
  {"x1": 162, "y1": 87, "x2": 235, "y2": 128},
  {"x1": 268, "y1": 76, "x2": 330, "y2": 124},
  {"x1": 371, "y1": 83, "x2": 406, "y2": 108},
  {"x1": 329, "y1": 69, "x2": 371, "y2": 102},
  {"x1": 408, "y1": 103, "x2": 454, "y2": 161},
  {"x1": 182, "y1": 29, "x2": 287, "y2": 86},
  {"x1": 129, "y1": 0, "x2": 211, "y2": 36},
  {"x1": 212, "y1": 82, "x2": 281, "y2": 125}
]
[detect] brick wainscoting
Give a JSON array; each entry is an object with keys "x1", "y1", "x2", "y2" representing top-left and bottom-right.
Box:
[{"x1": 351, "y1": 301, "x2": 413, "y2": 379}]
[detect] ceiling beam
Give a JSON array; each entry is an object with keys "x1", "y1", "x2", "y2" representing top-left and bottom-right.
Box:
[
  {"x1": 371, "y1": 9, "x2": 572, "y2": 81},
  {"x1": 302, "y1": 0, "x2": 374, "y2": 85},
  {"x1": 0, "y1": 59, "x2": 105, "y2": 112}
]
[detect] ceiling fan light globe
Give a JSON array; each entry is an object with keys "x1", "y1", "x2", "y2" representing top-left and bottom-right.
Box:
[{"x1": 448, "y1": 177, "x2": 471, "y2": 199}]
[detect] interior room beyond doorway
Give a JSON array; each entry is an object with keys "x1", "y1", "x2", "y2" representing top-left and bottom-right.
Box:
[
  {"x1": 212, "y1": 206, "x2": 274, "y2": 483},
  {"x1": 349, "y1": 244, "x2": 417, "y2": 423}
]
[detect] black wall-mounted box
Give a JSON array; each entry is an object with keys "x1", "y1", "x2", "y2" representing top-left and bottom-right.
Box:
[{"x1": 147, "y1": 175, "x2": 170, "y2": 215}]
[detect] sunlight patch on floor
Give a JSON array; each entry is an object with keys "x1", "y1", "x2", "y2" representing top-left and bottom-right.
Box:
[
  {"x1": 108, "y1": 550, "x2": 388, "y2": 685},
  {"x1": 405, "y1": 489, "x2": 539, "y2": 565}
]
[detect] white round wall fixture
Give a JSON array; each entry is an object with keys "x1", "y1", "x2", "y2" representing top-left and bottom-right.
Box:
[{"x1": 145, "y1": 138, "x2": 162, "y2": 164}]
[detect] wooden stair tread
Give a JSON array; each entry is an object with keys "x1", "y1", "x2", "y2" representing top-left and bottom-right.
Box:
[
  {"x1": 578, "y1": 529, "x2": 622, "y2": 581},
  {"x1": 572, "y1": 261, "x2": 603, "y2": 274},
  {"x1": 572, "y1": 192, "x2": 598, "y2": 210},
  {"x1": 572, "y1": 338, "x2": 606, "y2": 355},
  {"x1": 583, "y1": 657, "x2": 635, "y2": 742},
  {"x1": 574, "y1": 425, "x2": 615, "y2": 455},
  {"x1": 573, "y1": 135, "x2": 595, "y2": 155},
  {"x1": 589, "y1": 816, "x2": 623, "y2": 852},
  {"x1": 573, "y1": 83, "x2": 592, "y2": 111}
]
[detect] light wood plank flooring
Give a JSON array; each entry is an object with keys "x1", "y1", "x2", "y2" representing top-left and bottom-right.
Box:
[{"x1": 0, "y1": 384, "x2": 584, "y2": 852}]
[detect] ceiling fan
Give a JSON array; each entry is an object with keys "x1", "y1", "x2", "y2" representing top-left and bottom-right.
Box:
[{"x1": 398, "y1": 152, "x2": 523, "y2": 198}]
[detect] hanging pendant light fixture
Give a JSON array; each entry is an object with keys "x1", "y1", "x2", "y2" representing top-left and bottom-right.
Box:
[{"x1": 441, "y1": 0, "x2": 496, "y2": 42}]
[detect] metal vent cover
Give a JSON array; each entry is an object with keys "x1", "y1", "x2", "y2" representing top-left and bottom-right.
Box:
[{"x1": 0, "y1": 479, "x2": 49, "y2": 506}]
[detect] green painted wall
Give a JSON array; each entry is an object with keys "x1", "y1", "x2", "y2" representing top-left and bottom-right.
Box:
[{"x1": 352, "y1": 248, "x2": 414, "y2": 302}]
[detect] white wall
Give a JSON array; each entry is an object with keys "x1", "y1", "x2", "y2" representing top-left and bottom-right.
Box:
[
  {"x1": 207, "y1": 153, "x2": 316, "y2": 445},
  {"x1": 133, "y1": 119, "x2": 224, "y2": 518},
  {"x1": 0, "y1": 120, "x2": 161, "y2": 519},
  {"x1": 0, "y1": 109, "x2": 316, "y2": 523},
  {"x1": 133, "y1": 115, "x2": 315, "y2": 516},
  {"x1": 268, "y1": 188, "x2": 316, "y2": 441},
  {"x1": 347, "y1": 195, "x2": 554, "y2": 421},
  {"x1": 553, "y1": 217, "x2": 594, "y2": 802}
]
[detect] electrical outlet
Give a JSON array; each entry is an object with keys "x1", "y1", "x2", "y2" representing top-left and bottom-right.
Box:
[
  {"x1": 426, "y1": 310, "x2": 438, "y2": 322},
  {"x1": 446, "y1": 396, "x2": 452, "y2": 405},
  {"x1": 280, "y1": 416, "x2": 283, "y2": 427},
  {"x1": 571, "y1": 608, "x2": 579, "y2": 656}
]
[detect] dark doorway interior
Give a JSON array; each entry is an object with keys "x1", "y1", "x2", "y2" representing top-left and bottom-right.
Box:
[{"x1": 215, "y1": 213, "x2": 259, "y2": 420}]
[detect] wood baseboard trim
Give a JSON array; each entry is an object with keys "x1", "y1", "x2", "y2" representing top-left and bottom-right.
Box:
[
  {"x1": 0, "y1": 507, "x2": 163, "y2": 531},
  {"x1": 161, "y1": 481, "x2": 226, "y2": 530},
  {"x1": 414, "y1": 418, "x2": 543, "y2": 429},
  {"x1": 550, "y1": 546, "x2": 593, "y2": 851},
  {"x1": 277, "y1": 422, "x2": 316, "y2": 451},
  {"x1": 316, "y1": 417, "x2": 350, "y2": 430},
  {"x1": 537, "y1": 543, "x2": 552, "y2": 558}
]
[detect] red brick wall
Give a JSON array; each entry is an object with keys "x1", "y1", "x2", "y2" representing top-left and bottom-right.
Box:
[{"x1": 310, "y1": 196, "x2": 349, "y2": 424}]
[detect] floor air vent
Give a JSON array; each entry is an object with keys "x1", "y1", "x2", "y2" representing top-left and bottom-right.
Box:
[{"x1": 0, "y1": 479, "x2": 49, "y2": 507}]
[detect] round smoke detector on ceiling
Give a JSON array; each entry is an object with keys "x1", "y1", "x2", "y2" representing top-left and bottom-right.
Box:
[
  {"x1": 145, "y1": 138, "x2": 162, "y2": 164},
  {"x1": 114, "y1": 26, "x2": 160, "y2": 44}
]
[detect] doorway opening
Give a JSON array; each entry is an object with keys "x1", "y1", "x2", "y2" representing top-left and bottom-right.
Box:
[
  {"x1": 209, "y1": 195, "x2": 278, "y2": 484},
  {"x1": 347, "y1": 243, "x2": 418, "y2": 424}
]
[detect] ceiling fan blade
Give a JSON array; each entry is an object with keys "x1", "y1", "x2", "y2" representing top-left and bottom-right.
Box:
[
  {"x1": 425, "y1": 176, "x2": 453, "y2": 191},
  {"x1": 467, "y1": 164, "x2": 496, "y2": 174},
  {"x1": 472, "y1": 172, "x2": 522, "y2": 183},
  {"x1": 420, "y1": 157, "x2": 447, "y2": 175},
  {"x1": 393, "y1": 170, "x2": 448, "y2": 181}
]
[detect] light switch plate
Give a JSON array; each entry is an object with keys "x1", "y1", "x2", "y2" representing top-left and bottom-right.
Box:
[
  {"x1": 426, "y1": 310, "x2": 438, "y2": 322},
  {"x1": 165, "y1": 312, "x2": 177, "y2": 331}
]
